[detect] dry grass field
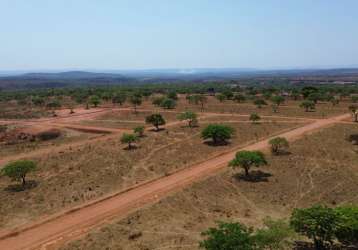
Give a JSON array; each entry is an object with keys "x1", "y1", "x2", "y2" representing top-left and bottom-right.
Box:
[
  {"x1": 0, "y1": 118, "x2": 302, "y2": 230},
  {"x1": 61, "y1": 123, "x2": 358, "y2": 250}
]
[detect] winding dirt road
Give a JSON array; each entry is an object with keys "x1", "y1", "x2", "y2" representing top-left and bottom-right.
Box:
[{"x1": 0, "y1": 113, "x2": 350, "y2": 250}]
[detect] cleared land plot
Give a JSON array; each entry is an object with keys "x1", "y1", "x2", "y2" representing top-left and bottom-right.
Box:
[
  {"x1": 0, "y1": 127, "x2": 98, "y2": 158},
  {"x1": 0, "y1": 103, "x2": 51, "y2": 119},
  {"x1": 62, "y1": 123, "x2": 358, "y2": 250},
  {"x1": 0, "y1": 120, "x2": 303, "y2": 230}
]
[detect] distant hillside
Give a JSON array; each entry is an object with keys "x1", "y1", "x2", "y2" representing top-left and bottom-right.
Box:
[
  {"x1": 1, "y1": 68, "x2": 358, "y2": 90},
  {"x1": 20, "y1": 71, "x2": 128, "y2": 80}
]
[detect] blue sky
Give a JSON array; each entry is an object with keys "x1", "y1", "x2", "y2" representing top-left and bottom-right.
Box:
[{"x1": 1, "y1": 0, "x2": 358, "y2": 70}]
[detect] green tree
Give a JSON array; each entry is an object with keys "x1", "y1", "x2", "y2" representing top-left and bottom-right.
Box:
[
  {"x1": 308, "y1": 92, "x2": 321, "y2": 104},
  {"x1": 254, "y1": 218, "x2": 296, "y2": 250},
  {"x1": 152, "y1": 96, "x2": 165, "y2": 106},
  {"x1": 268, "y1": 137, "x2": 289, "y2": 155},
  {"x1": 1, "y1": 160, "x2": 37, "y2": 187},
  {"x1": 335, "y1": 205, "x2": 358, "y2": 246},
  {"x1": 216, "y1": 93, "x2": 226, "y2": 102},
  {"x1": 89, "y1": 95, "x2": 101, "y2": 107},
  {"x1": 145, "y1": 113, "x2": 166, "y2": 131},
  {"x1": 177, "y1": 111, "x2": 198, "y2": 127},
  {"x1": 120, "y1": 133, "x2": 138, "y2": 149},
  {"x1": 270, "y1": 96, "x2": 285, "y2": 112},
  {"x1": 249, "y1": 113, "x2": 261, "y2": 124},
  {"x1": 300, "y1": 100, "x2": 316, "y2": 112},
  {"x1": 112, "y1": 92, "x2": 127, "y2": 106},
  {"x1": 349, "y1": 105, "x2": 358, "y2": 122},
  {"x1": 222, "y1": 90, "x2": 234, "y2": 100},
  {"x1": 290, "y1": 205, "x2": 339, "y2": 250},
  {"x1": 199, "y1": 221, "x2": 255, "y2": 250},
  {"x1": 133, "y1": 126, "x2": 145, "y2": 137},
  {"x1": 32, "y1": 96, "x2": 45, "y2": 106},
  {"x1": 253, "y1": 99, "x2": 267, "y2": 108},
  {"x1": 130, "y1": 93, "x2": 142, "y2": 113},
  {"x1": 167, "y1": 91, "x2": 178, "y2": 100},
  {"x1": 229, "y1": 151, "x2": 267, "y2": 177},
  {"x1": 46, "y1": 100, "x2": 62, "y2": 109},
  {"x1": 301, "y1": 86, "x2": 318, "y2": 99},
  {"x1": 201, "y1": 124, "x2": 234, "y2": 145},
  {"x1": 351, "y1": 96, "x2": 358, "y2": 103},
  {"x1": 160, "y1": 98, "x2": 176, "y2": 109},
  {"x1": 233, "y1": 94, "x2": 246, "y2": 103},
  {"x1": 188, "y1": 95, "x2": 208, "y2": 111}
]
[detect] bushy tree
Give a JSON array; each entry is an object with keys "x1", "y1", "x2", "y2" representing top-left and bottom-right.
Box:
[
  {"x1": 145, "y1": 113, "x2": 166, "y2": 131},
  {"x1": 301, "y1": 86, "x2": 318, "y2": 99},
  {"x1": 290, "y1": 205, "x2": 339, "y2": 250},
  {"x1": 254, "y1": 218, "x2": 296, "y2": 250},
  {"x1": 1, "y1": 160, "x2": 37, "y2": 187},
  {"x1": 229, "y1": 151, "x2": 267, "y2": 177},
  {"x1": 300, "y1": 100, "x2": 315, "y2": 112},
  {"x1": 160, "y1": 98, "x2": 176, "y2": 109},
  {"x1": 222, "y1": 90, "x2": 234, "y2": 100},
  {"x1": 177, "y1": 111, "x2": 198, "y2": 127},
  {"x1": 271, "y1": 96, "x2": 285, "y2": 112},
  {"x1": 112, "y1": 92, "x2": 127, "y2": 106},
  {"x1": 167, "y1": 91, "x2": 178, "y2": 100},
  {"x1": 152, "y1": 96, "x2": 165, "y2": 106},
  {"x1": 199, "y1": 221, "x2": 255, "y2": 250},
  {"x1": 201, "y1": 124, "x2": 234, "y2": 145},
  {"x1": 268, "y1": 137, "x2": 289, "y2": 155},
  {"x1": 46, "y1": 100, "x2": 62, "y2": 109},
  {"x1": 335, "y1": 205, "x2": 358, "y2": 246},
  {"x1": 253, "y1": 99, "x2": 267, "y2": 108},
  {"x1": 89, "y1": 95, "x2": 101, "y2": 107},
  {"x1": 349, "y1": 105, "x2": 358, "y2": 122},
  {"x1": 32, "y1": 96, "x2": 45, "y2": 106},
  {"x1": 249, "y1": 113, "x2": 261, "y2": 124},
  {"x1": 188, "y1": 95, "x2": 208, "y2": 111},
  {"x1": 120, "y1": 133, "x2": 138, "y2": 149},
  {"x1": 216, "y1": 93, "x2": 226, "y2": 102},
  {"x1": 133, "y1": 126, "x2": 145, "y2": 137},
  {"x1": 130, "y1": 93, "x2": 142, "y2": 113},
  {"x1": 233, "y1": 94, "x2": 246, "y2": 103}
]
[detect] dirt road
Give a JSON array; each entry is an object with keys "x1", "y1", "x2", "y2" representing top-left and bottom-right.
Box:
[{"x1": 0, "y1": 113, "x2": 349, "y2": 250}]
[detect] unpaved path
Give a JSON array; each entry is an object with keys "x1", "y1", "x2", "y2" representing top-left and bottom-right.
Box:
[{"x1": 0, "y1": 113, "x2": 349, "y2": 250}]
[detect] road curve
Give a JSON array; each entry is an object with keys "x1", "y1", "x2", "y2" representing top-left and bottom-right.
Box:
[{"x1": 0, "y1": 113, "x2": 350, "y2": 250}]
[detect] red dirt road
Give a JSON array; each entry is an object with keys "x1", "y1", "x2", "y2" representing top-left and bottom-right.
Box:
[{"x1": 0, "y1": 113, "x2": 350, "y2": 250}]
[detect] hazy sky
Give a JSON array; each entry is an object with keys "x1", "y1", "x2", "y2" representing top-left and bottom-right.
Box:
[{"x1": 1, "y1": 0, "x2": 358, "y2": 70}]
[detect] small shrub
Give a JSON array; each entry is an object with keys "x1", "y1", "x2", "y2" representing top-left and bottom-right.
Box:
[
  {"x1": 249, "y1": 113, "x2": 261, "y2": 124},
  {"x1": 268, "y1": 137, "x2": 289, "y2": 155},
  {"x1": 200, "y1": 221, "x2": 255, "y2": 250},
  {"x1": 120, "y1": 133, "x2": 139, "y2": 149},
  {"x1": 133, "y1": 126, "x2": 145, "y2": 137}
]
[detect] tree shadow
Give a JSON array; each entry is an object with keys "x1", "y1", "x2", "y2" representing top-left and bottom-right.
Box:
[
  {"x1": 234, "y1": 170, "x2": 272, "y2": 183},
  {"x1": 123, "y1": 145, "x2": 139, "y2": 151},
  {"x1": 148, "y1": 128, "x2": 165, "y2": 132},
  {"x1": 293, "y1": 241, "x2": 350, "y2": 250},
  {"x1": 272, "y1": 151, "x2": 292, "y2": 156},
  {"x1": 204, "y1": 140, "x2": 230, "y2": 147},
  {"x1": 4, "y1": 180, "x2": 38, "y2": 192}
]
